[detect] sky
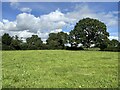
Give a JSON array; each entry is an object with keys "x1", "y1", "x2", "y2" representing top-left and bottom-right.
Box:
[{"x1": 0, "y1": 2, "x2": 119, "y2": 42}]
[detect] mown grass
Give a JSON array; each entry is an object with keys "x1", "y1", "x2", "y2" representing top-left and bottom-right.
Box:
[{"x1": 2, "y1": 50, "x2": 118, "y2": 88}]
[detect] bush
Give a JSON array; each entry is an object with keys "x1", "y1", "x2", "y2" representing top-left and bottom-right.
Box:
[
  {"x1": 65, "y1": 46, "x2": 84, "y2": 50},
  {"x1": 102, "y1": 47, "x2": 120, "y2": 52},
  {"x1": 2, "y1": 44, "x2": 14, "y2": 50},
  {"x1": 20, "y1": 43, "x2": 28, "y2": 50},
  {"x1": 99, "y1": 43, "x2": 107, "y2": 51},
  {"x1": 84, "y1": 48, "x2": 100, "y2": 51}
]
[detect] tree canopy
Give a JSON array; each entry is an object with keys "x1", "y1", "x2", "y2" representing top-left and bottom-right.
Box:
[
  {"x1": 109, "y1": 39, "x2": 119, "y2": 47},
  {"x1": 26, "y1": 35, "x2": 43, "y2": 50},
  {"x1": 1, "y1": 18, "x2": 119, "y2": 51},
  {"x1": 69, "y1": 18, "x2": 109, "y2": 48},
  {"x1": 11, "y1": 35, "x2": 22, "y2": 50},
  {"x1": 46, "y1": 32, "x2": 68, "y2": 49},
  {"x1": 2, "y1": 33, "x2": 12, "y2": 45}
]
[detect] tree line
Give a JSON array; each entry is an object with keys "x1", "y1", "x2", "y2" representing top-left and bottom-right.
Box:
[{"x1": 1, "y1": 18, "x2": 120, "y2": 51}]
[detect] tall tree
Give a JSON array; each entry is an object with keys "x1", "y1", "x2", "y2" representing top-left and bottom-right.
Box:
[
  {"x1": 46, "y1": 32, "x2": 68, "y2": 49},
  {"x1": 0, "y1": 37, "x2": 2, "y2": 50},
  {"x1": 26, "y1": 35, "x2": 43, "y2": 50},
  {"x1": 69, "y1": 18, "x2": 109, "y2": 49},
  {"x1": 2, "y1": 33, "x2": 13, "y2": 50},
  {"x1": 2, "y1": 33, "x2": 12, "y2": 45},
  {"x1": 57, "y1": 32, "x2": 68, "y2": 48},
  {"x1": 11, "y1": 35, "x2": 22, "y2": 50}
]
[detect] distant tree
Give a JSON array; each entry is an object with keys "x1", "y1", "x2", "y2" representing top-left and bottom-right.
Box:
[
  {"x1": 2, "y1": 33, "x2": 13, "y2": 50},
  {"x1": 109, "y1": 39, "x2": 119, "y2": 47},
  {"x1": 10, "y1": 35, "x2": 22, "y2": 50},
  {"x1": 46, "y1": 33, "x2": 61, "y2": 49},
  {"x1": 59, "y1": 32, "x2": 68, "y2": 42},
  {"x1": 0, "y1": 37, "x2": 2, "y2": 50},
  {"x1": 118, "y1": 42, "x2": 120, "y2": 51},
  {"x1": 40, "y1": 43, "x2": 49, "y2": 50},
  {"x1": 2, "y1": 33, "x2": 12, "y2": 45},
  {"x1": 99, "y1": 40, "x2": 108, "y2": 51},
  {"x1": 20, "y1": 42, "x2": 28, "y2": 50},
  {"x1": 101, "y1": 39, "x2": 120, "y2": 52},
  {"x1": 101, "y1": 39, "x2": 120, "y2": 51},
  {"x1": 46, "y1": 32, "x2": 68, "y2": 49},
  {"x1": 69, "y1": 30, "x2": 79, "y2": 48},
  {"x1": 26, "y1": 35, "x2": 43, "y2": 50},
  {"x1": 69, "y1": 18, "x2": 109, "y2": 49}
]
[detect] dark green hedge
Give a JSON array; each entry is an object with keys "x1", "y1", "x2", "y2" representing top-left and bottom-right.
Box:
[
  {"x1": 65, "y1": 46, "x2": 84, "y2": 50},
  {"x1": 101, "y1": 47, "x2": 120, "y2": 52}
]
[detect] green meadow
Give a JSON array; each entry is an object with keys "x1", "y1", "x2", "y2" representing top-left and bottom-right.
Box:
[{"x1": 2, "y1": 50, "x2": 118, "y2": 88}]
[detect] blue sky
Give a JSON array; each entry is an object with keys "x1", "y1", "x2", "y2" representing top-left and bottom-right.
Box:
[
  {"x1": 2, "y1": 2, "x2": 118, "y2": 20},
  {"x1": 0, "y1": 2, "x2": 119, "y2": 42}
]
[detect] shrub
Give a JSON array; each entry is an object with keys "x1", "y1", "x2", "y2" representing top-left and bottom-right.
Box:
[
  {"x1": 102, "y1": 47, "x2": 120, "y2": 52},
  {"x1": 99, "y1": 43, "x2": 107, "y2": 51},
  {"x1": 65, "y1": 46, "x2": 84, "y2": 50}
]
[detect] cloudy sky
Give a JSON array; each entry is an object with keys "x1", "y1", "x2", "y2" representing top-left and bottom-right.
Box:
[{"x1": 0, "y1": 2, "x2": 118, "y2": 42}]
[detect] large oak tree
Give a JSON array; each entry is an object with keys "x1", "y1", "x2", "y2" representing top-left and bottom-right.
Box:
[{"x1": 69, "y1": 18, "x2": 109, "y2": 49}]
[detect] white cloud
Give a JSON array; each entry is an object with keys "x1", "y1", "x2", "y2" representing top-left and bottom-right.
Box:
[
  {"x1": 20, "y1": 7, "x2": 32, "y2": 13},
  {"x1": 10, "y1": 2, "x2": 19, "y2": 9},
  {"x1": 17, "y1": 30, "x2": 34, "y2": 38},
  {"x1": 3, "y1": 22, "x2": 17, "y2": 31},
  {"x1": 0, "y1": 22, "x2": 4, "y2": 30},
  {"x1": 3, "y1": 19, "x2": 9, "y2": 24},
  {"x1": 50, "y1": 29, "x2": 62, "y2": 33},
  {"x1": 66, "y1": 4, "x2": 118, "y2": 28},
  {"x1": 109, "y1": 36, "x2": 118, "y2": 40},
  {"x1": 10, "y1": 2, "x2": 32, "y2": 13},
  {"x1": 6, "y1": 30, "x2": 35, "y2": 42},
  {"x1": 2, "y1": 19, "x2": 17, "y2": 31},
  {"x1": 40, "y1": 9, "x2": 64, "y2": 22},
  {"x1": 16, "y1": 13, "x2": 39, "y2": 32},
  {"x1": 0, "y1": 10, "x2": 70, "y2": 42}
]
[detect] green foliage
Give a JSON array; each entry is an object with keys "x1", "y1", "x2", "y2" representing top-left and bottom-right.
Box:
[
  {"x1": 2, "y1": 33, "x2": 12, "y2": 45},
  {"x1": 0, "y1": 37, "x2": 2, "y2": 50},
  {"x1": 100, "y1": 39, "x2": 120, "y2": 52},
  {"x1": 46, "y1": 32, "x2": 68, "y2": 49},
  {"x1": 11, "y1": 35, "x2": 22, "y2": 50},
  {"x1": 2, "y1": 33, "x2": 13, "y2": 50},
  {"x1": 69, "y1": 18, "x2": 109, "y2": 48},
  {"x1": 1, "y1": 18, "x2": 119, "y2": 51},
  {"x1": 84, "y1": 48, "x2": 100, "y2": 51},
  {"x1": 2, "y1": 50, "x2": 118, "y2": 88},
  {"x1": 26, "y1": 35, "x2": 43, "y2": 50},
  {"x1": 2, "y1": 44, "x2": 12, "y2": 50},
  {"x1": 99, "y1": 42, "x2": 108, "y2": 51},
  {"x1": 103, "y1": 47, "x2": 120, "y2": 52},
  {"x1": 19, "y1": 43, "x2": 28, "y2": 50},
  {"x1": 65, "y1": 46, "x2": 84, "y2": 50},
  {"x1": 108, "y1": 39, "x2": 119, "y2": 47}
]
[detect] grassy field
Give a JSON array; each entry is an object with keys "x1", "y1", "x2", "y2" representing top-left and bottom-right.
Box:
[{"x1": 2, "y1": 50, "x2": 118, "y2": 88}]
